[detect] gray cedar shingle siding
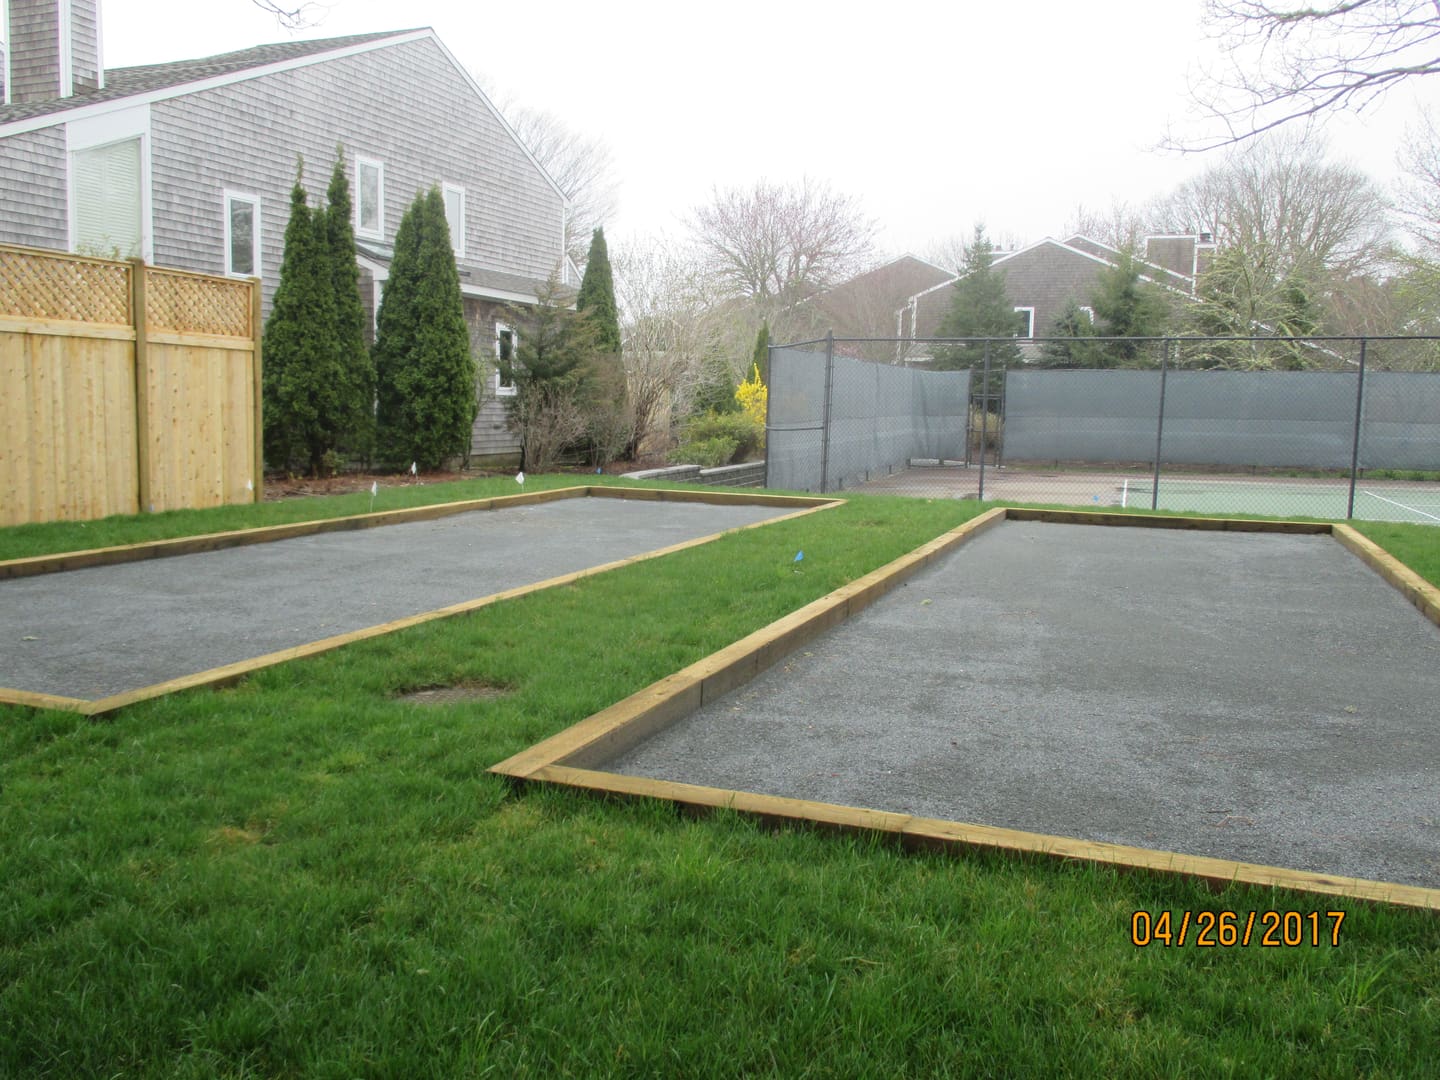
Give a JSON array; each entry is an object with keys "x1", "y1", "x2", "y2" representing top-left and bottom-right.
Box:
[
  {"x1": 9, "y1": 0, "x2": 61, "y2": 103},
  {"x1": 146, "y1": 36, "x2": 564, "y2": 309},
  {"x1": 464, "y1": 298, "x2": 520, "y2": 461},
  {"x1": 68, "y1": 0, "x2": 101, "y2": 93},
  {"x1": 0, "y1": 125, "x2": 68, "y2": 249}
]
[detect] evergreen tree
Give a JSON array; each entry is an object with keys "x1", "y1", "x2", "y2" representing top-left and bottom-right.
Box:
[
  {"x1": 500, "y1": 276, "x2": 600, "y2": 471},
  {"x1": 752, "y1": 321, "x2": 770, "y2": 383},
  {"x1": 1189, "y1": 247, "x2": 1321, "y2": 369},
  {"x1": 575, "y1": 227, "x2": 631, "y2": 464},
  {"x1": 324, "y1": 148, "x2": 375, "y2": 458},
  {"x1": 576, "y1": 227, "x2": 621, "y2": 353},
  {"x1": 932, "y1": 225, "x2": 1022, "y2": 370},
  {"x1": 373, "y1": 187, "x2": 476, "y2": 469},
  {"x1": 1040, "y1": 300, "x2": 1108, "y2": 367},
  {"x1": 1089, "y1": 251, "x2": 1174, "y2": 366},
  {"x1": 262, "y1": 162, "x2": 345, "y2": 476}
]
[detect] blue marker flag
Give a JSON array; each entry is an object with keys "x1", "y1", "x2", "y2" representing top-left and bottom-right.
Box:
[{"x1": 794, "y1": 550, "x2": 804, "y2": 562}]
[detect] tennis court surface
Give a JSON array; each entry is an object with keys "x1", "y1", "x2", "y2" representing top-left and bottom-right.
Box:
[
  {"x1": 859, "y1": 466, "x2": 1440, "y2": 524},
  {"x1": 506, "y1": 515, "x2": 1440, "y2": 900},
  {"x1": 0, "y1": 489, "x2": 824, "y2": 712}
]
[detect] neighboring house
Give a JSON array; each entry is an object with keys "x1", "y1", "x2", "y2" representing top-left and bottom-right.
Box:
[
  {"x1": 0, "y1": 0, "x2": 572, "y2": 465},
  {"x1": 897, "y1": 235, "x2": 1212, "y2": 360},
  {"x1": 777, "y1": 254, "x2": 956, "y2": 363},
  {"x1": 796, "y1": 235, "x2": 1214, "y2": 364}
]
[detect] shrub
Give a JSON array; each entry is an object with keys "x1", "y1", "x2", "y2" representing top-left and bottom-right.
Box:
[
  {"x1": 677, "y1": 411, "x2": 763, "y2": 464},
  {"x1": 670, "y1": 436, "x2": 740, "y2": 468}
]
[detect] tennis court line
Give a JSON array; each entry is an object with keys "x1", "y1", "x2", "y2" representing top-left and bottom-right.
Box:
[{"x1": 1361, "y1": 490, "x2": 1440, "y2": 523}]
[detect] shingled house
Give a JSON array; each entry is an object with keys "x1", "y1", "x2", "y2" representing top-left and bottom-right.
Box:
[
  {"x1": 896, "y1": 235, "x2": 1212, "y2": 361},
  {"x1": 0, "y1": 0, "x2": 570, "y2": 464}
]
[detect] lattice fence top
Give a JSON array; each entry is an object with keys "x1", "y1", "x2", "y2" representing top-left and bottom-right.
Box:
[
  {"x1": 145, "y1": 269, "x2": 252, "y2": 337},
  {"x1": 0, "y1": 246, "x2": 131, "y2": 324}
]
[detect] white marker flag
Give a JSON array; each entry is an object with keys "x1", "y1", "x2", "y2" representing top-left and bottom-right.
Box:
[
  {"x1": 410, "y1": 461, "x2": 418, "y2": 476},
  {"x1": 516, "y1": 471, "x2": 525, "y2": 486}
]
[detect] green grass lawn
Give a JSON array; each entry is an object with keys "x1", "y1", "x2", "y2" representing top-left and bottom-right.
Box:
[{"x1": 3, "y1": 485, "x2": 1439, "y2": 1077}]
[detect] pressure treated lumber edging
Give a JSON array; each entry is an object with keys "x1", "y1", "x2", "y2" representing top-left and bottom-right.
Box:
[{"x1": 492, "y1": 506, "x2": 1440, "y2": 911}]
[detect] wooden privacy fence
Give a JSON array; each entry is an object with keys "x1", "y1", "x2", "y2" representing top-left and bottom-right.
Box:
[{"x1": 0, "y1": 243, "x2": 262, "y2": 527}]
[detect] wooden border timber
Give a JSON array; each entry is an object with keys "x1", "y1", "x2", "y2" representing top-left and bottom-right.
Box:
[
  {"x1": 0, "y1": 487, "x2": 840, "y2": 715},
  {"x1": 1332, "y1": 523, "x2": 1440, "y2": 629},
  {"x1": 490, "y1": 505, "x2": 1440, "y2": 911},
  {"x1": 519, "y1": 766, "x2": 1440, "y2": 911}
]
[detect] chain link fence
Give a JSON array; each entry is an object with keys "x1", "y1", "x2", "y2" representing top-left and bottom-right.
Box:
[{"x1": 766, "y1": 335, "x2": 1440, "y2": 525}]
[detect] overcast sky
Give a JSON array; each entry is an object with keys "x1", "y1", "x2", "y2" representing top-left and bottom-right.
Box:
[{"x1": 101, "y1": 0, "x2": 1434, "y2": 257}]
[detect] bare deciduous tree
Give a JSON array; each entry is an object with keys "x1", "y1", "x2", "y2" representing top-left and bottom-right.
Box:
[
  {"x1": 251, "y1": 0, "x2": 327, "y2": 28},
  {"x1": 1397, "y1": 107, "x2": 1440, "y2": 253},
  {"x1": 1061, "y1": 203, "x2": 1150, "y2": 253},
  {"x1": 1149, "y1": 133, "x2": 1390, "y2": 282},
  {"x1": 613, "y1": 237, "x2": 721, "y2": 454},
  {"x1": 504, "y1": 105, "x2": 620, "y2": 270},
  {"x1": 1184, "y1": 0, "x2": 1440, "y2": 147},
  {"x1": 687, "y1": 178, "x2": 878, "y2": 307}
]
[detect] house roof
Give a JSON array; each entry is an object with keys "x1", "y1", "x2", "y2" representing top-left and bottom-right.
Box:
[
  {"x1": 0, "y1": 29, "x2": 421, "y2": 125},
  {"x1": 0, "y1": 25, "x2": 569, "y2": 207}
]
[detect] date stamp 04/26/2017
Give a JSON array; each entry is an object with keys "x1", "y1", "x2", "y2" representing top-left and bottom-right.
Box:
[{"x1": 1130, "y1": 910, "x2": 1346, "y2": 948}]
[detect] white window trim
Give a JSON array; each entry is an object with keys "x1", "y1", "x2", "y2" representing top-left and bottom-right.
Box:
[
  {"x1": 58, "y1": 0, "x2": 72, "y2": 97},
  {"x1": 1, "y1": 0, "x2": 10, "y2": 106},
  {"x1": 495, "y1": 321, "x2": 517, "y2": 397},
  {"x1": 1013, "y1": 306, "x2": 1035, "y2": 339},
  {"x1": 354, "y1": 155, "x2": 385, "y2": 241},
  {"x1": 66, "y1": 104, "x2": 153, "y2": 262},
  {"x1": 223, "y1": 189, "x2": 261, "y2": 279},
  {"x1": 1078, "y1": 305, "x2": 1095, "y2": 324},
  {"x1": 441, "y1": 181, "x2": 466, "y2": 259}
]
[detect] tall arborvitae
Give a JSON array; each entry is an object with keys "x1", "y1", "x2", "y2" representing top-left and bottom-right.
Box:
[
  {"x1": 262, "y1": 161, "x2": 345, "y2": 475},
  {"x1": 575, "y1": 226, "x2": 631, "y2": 464},
  {"x1": 373, "y1": 187, "x2": 476, "y2": 469},
  {"x1": 932, "y1": 224, "x2": 1022, "y2": 371},
  {"x1": 576, "y1": 227, "x2": 621, "y2": 353},
  {"x1": 324, "y1": 148, "x2": 375, "y2": 458}
]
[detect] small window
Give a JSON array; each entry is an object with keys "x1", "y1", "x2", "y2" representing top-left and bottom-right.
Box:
[
  {"x1": 1078, "y1": 305, "x2": 1095, "y2": 324},
  {"x1": 224, "y1": 191, "x2": 261, "y2": 277},
  {"x1": 442, "y1": 183, "x2": 465, "y2": 258},
  {"x1": 495, "y1": 322, "x2": 517, "y2": 396},
  {"x1": 356, "y1": 157, "x2": 384, "y2": 239},
  {"x1": 1013, "y1": 306, "x2": 1035, "y2": 339}
]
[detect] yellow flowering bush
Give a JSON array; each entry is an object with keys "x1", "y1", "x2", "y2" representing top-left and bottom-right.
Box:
[{"x1": 735, "y1": 363, "x2": 768, "y2": 442}]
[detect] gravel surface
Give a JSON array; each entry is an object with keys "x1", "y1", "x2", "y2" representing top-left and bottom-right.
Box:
[
  {"x1": 605, "y1": 521, "x2": 1440, "y2": 888},
  {"x1": 1, "y1": 497, "x2": 795, "y2": 700}
]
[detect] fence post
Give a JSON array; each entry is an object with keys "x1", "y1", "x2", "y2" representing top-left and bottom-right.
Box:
[
  {"x1": 1346, "y1": 338, "x2": 1368, "y2": 520},
  {"x1": 764, "y1": 341, "x2": 775, "y2": 490},
  {"x1": 1151, "y1": 339, "x2": 1170, "y2": 512},
  {"x1": 130, "y1": 258, "x2": 152, "y2": 514},
  {"x1": 251, "y1": 275, "x2": 264, "y2": 503},
  {"x1": 820, "y1": 331, "x2": 834, "y2": 493},
  {"x1": 978, "y1": 341, "x2": 990, "y2": 501}
]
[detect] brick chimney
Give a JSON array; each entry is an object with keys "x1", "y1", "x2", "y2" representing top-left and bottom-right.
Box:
[{"x1": 4, "y1": 0, "x2": 104, "y2": 105}]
